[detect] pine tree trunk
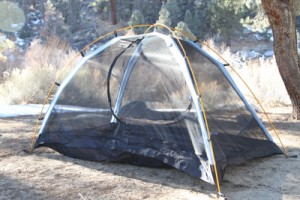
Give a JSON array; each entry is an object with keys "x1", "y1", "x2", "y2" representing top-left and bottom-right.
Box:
[
  {"x1": 262, "y1": 0, "x2": 300, "y2": 120},
  {"x1": 110, "y1": 0, "x2": 117, "y2": 25}
]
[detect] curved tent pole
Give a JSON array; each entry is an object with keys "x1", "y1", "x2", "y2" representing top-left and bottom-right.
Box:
[
  {"x1": 30, "y1": 24, "x2": 155, "y2": 152},
  {"x1": 149, "y1": 24, "x2": 223, "y2": 195},
  {"x1": 30, "y1": 23, "x2": 287, "y2": 198},
  {"x1": 30, "y1": 22, "x2": 225, "y2": 195},
  {"x1": 32, "y1": 37, "x2": 122, "y2": 147},
  {"x1": 157, "y1": 34, "x2": 215, "y2": 182},
  {"x1": 111, "y1": 39, "x2": 146, "y2": 123},
  {"x1": 34, "y1": 33, "x2": 151, "y2": 143},
  {"x1": 111, "y1": 33, "x2": 196, "y2": 125},
  {"x1": 186, "y1": 42, "x2": 275, "y2": 142},
  {"x1": 154, "y1": 24, "x2": 224, "y2": 196},
  {"x1": 167, "y1": 28, "x2": 289, "y2": 158}
]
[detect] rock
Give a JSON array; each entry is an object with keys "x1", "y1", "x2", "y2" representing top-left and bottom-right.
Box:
[
  {"x1": 27, "y1": 11, "x2": 36, "y2": 19},
  {"x1": 15, "y1": 37, "x2": 25, "y2": 47},
  {"x1": 263, "y1": 50, "x2": 274, "y2": 58},
  {"x1": 72, "y1": 35, "x2": 80, "y2": 42},
  {"x1": 243, "y1": 27, "x2": 252, "y2": 34},
  {"x1": 267, "y1": 29, "x2": 272, "y2": 35},
  {"x1": 253, "y1": 33, "x2": 264, "y2": 41},
  {"x1": 31, "y1": 19, "x2": 41, "y2": 25},
  {"x1": 240, "y1": 50, "x2": 262, "y2": 61},
  {"x1": 32, "y1": 26, "x2": 38, "y2": 31},
  {"x1": 253, "y1": 44, "x2": 269, "y2": 54}
]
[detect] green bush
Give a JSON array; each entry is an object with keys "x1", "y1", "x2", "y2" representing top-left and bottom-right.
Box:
[{"x1": 128, "y1": 10, "x2": 146, "y2": 34}]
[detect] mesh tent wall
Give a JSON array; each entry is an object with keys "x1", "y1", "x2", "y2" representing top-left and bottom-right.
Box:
[{"x1": 33, "y1": 31, "x2": 282, "y2": 189}]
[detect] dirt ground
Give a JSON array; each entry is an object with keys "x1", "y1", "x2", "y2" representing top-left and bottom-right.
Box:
[{"x1": 0, "y1": 106, "x2": 299, "y2": 200}]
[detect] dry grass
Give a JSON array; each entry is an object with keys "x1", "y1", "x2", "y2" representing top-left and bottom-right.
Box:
[
  {"x1": 202, "y1": 39, "x2": 291, "y2": 107},
  {"x1": 0, "y1": 36, "x2": 77, "y2": 105},
  {"x1": 0, "y1": 35, "x2": 291, "y2": 107},
  {"x1": 232, "y1": 58, "x2": 291, "y2": 106}
]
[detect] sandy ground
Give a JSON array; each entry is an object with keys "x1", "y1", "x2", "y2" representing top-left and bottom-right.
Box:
[{"x1": 0, "y1": 106, "x2": 299, "y2": 200}]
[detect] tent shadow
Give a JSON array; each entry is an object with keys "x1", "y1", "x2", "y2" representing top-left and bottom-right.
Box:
[
  {"x1": 1, "y1": 114, "x2": 299, "y2": 199},
  {"x1": 0, "y1": 173, "x2": 52, "y2": 199},
  {"x1": 36, "y1": 148, "x2": 300, "y2": 199},
  {"x1": 32, "y1": 117, "x2": 300, "y2": 199},
  {"x1": 36, "y1": 150, "x2": 218, "y2": 196}
]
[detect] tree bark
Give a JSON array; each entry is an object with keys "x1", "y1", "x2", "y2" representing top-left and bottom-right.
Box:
[
  {"x1": 262, "y1": 0, "x2": 300, "y2": 119},
  {"x1": 110, "y1": 0, "x2": 117, "y2": 25}
]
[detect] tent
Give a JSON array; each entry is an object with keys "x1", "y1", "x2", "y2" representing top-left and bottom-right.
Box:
[{"x1": 32, "y1": 25, "x2": 284, "y2": 196}]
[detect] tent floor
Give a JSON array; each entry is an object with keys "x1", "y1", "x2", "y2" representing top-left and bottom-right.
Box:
[{"x1": 37, "y1": 122, "x2": 282, "y2": 181}]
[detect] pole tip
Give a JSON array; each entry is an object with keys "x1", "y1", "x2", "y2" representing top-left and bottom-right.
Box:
[{"x1": 218, "y1": 192, "x2": 227, "y2": 200}]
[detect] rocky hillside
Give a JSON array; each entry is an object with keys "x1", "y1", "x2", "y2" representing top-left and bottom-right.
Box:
[
  {"x1": 3, "y1": 0, "x2": 117, "y2": 50},
  {"x1": 1, "y1": 0, "x2": 299, "y2": 61}
]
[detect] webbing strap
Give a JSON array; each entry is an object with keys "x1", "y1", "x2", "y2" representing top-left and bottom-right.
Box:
[
  {"x1": 193, "y1": 38, "x2": 200, "y2": 43},
  {"x1": 80, "y1": 51, "x2": 85, "y2": 57},
  {"x1": 55, "y1": 82, "x2": 60, "y2": 86}
]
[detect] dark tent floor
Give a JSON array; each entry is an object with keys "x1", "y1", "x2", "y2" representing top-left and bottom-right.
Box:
[{"x1": 36, "y1": 112, "x2": 282, "y2": 181}]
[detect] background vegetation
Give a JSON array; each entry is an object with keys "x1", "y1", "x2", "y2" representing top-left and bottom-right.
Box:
[{"x1": 0, "y1": 0, "x2": 299, "y2": 106}]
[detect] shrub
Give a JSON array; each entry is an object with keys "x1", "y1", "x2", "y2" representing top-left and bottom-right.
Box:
[
  {"x1": 234, "y1": 58, "x2": 291, "y2": 106},
  {"x1": 0, "y1": 37, "x2": 15, "y2": 63},
  {"x1": 0, "y1": 66, "x2": 55, "y2": 104},
  {"x1": 0, "y1": 36, "x2": 77, "y2": 105},
  {"x1": 202, "y1": 38, "x2": 291, "y2": 107}
]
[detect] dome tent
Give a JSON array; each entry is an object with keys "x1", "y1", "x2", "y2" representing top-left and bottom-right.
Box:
[{"x1": 31, "y1": 25, "x2": 284, "y2": 197}]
